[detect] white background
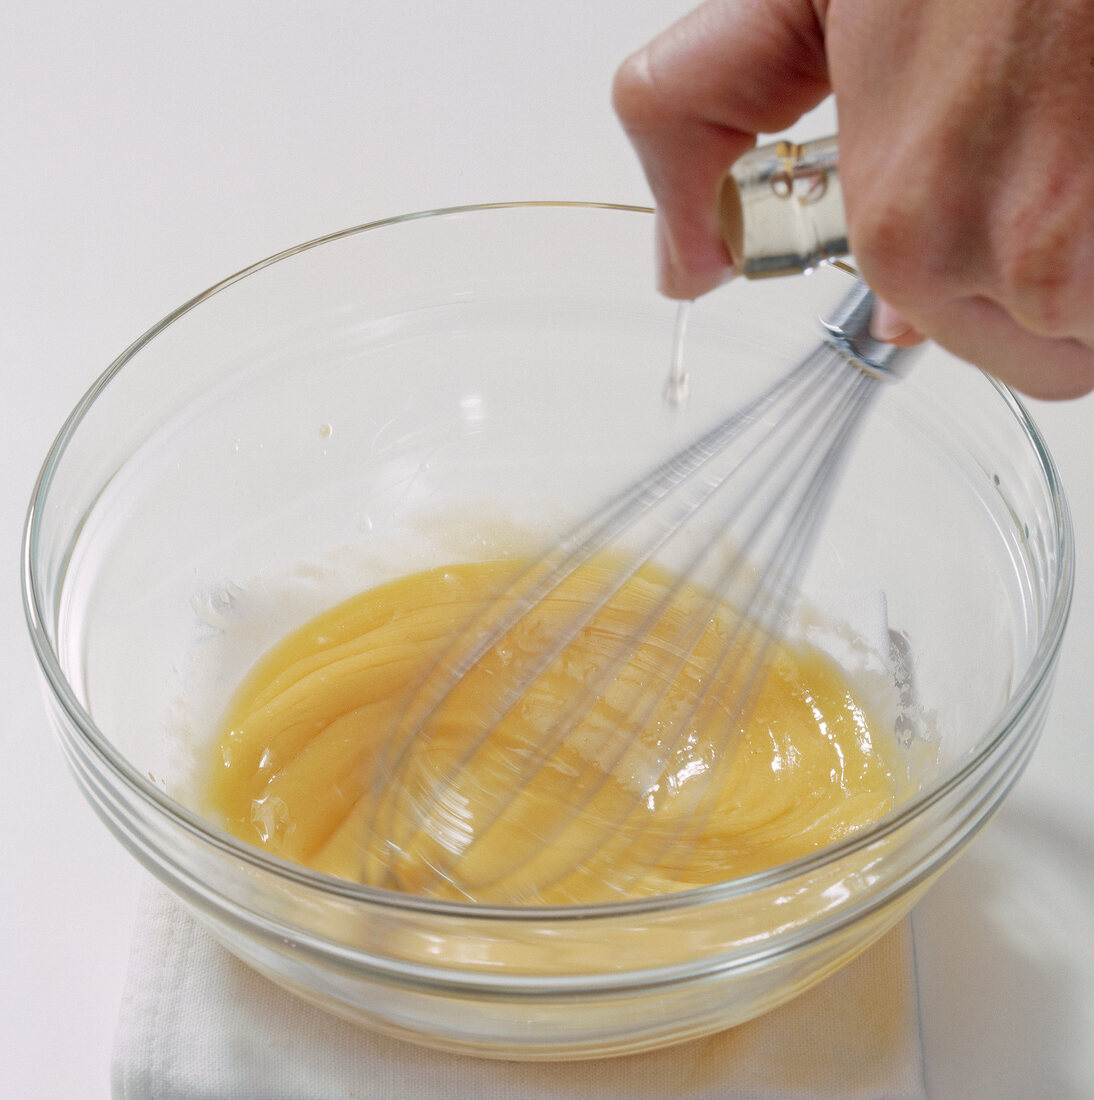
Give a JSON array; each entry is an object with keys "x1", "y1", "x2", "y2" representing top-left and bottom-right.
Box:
[{"x1": 3, "y1": 3, "x2": 1093, "y2": 1096}]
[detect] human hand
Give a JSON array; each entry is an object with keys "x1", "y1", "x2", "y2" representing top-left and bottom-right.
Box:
[{"x1": 612, "y1": 0, "x2": 1094, "y2": 399}]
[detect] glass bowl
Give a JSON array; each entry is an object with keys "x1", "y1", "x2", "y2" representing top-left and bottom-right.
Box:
[{"x1": 23, "y1": 202, "x2": 1072, "y2": 1060}]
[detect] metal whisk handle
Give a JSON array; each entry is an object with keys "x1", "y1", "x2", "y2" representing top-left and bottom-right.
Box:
[{"x1": 822, "y1": 280, "x2": 911, "y2": 379}]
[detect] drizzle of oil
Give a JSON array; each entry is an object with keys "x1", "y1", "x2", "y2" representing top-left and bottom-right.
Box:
[{"x1": 662, "y1": 301, "x2": 691, "y2": 407}]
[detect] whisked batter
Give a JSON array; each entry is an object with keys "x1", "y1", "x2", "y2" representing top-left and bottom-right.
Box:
[{"x1": 205, "y1": 558, "x2": 903, "y2": 905}]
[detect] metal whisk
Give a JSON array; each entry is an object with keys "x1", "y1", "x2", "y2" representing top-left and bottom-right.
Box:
[
  {"x1": 360, "y1": 277, "x2": 919, "y2": 904},
  {"x1": 359, "y1": 136, "x2": 923, "y2": 904}
]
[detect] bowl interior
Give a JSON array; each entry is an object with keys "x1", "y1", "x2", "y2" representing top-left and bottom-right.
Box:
[{"x1": 32, "y1": 203, "x2": 1066, "y2": 880}]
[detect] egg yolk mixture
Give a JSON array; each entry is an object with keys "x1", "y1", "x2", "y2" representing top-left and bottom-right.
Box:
[{"x1": 204, "y1": 559, "x2": 903, "y2": 905}]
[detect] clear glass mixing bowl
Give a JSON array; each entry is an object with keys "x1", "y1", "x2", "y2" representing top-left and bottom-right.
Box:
[{"x1": 23, "y1": 203, "x2": 1072, "y2": 1059}]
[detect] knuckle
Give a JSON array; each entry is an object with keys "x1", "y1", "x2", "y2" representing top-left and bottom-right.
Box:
[
  {"x1": 611, "y1": 49, "x2": 661, "y2": 129},
  {"x1": 847, "y1": 189, "x2": 950, "y2": 306},
  {"x1": 995, "y1": 217, "x2": 1082, "y2": 338}
]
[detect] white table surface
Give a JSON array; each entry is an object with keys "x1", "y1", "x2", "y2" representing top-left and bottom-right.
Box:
[{"x1": 4, "y1": 3, "x2": 1093, "y2": 1097}]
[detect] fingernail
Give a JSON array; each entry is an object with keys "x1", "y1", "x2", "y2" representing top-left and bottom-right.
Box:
[{"x1": 870, "y1": 298, "x2": 914, "y2": 342}]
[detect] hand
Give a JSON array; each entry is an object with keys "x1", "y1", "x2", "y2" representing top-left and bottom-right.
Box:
[{"x1": 612, "y1": 0, "x2": 1094, "y2": 399}]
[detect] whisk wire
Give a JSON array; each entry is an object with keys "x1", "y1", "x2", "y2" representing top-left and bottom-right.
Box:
[
  {"x1": 437, "y1": 350, "x2": 878, "y2": 891},
  {"x1": 519, "y1": 353, "x2": 887, "y2": 898},
  {"x1": 586, "y1": 364, "x2": 887, "y2": 894},
  {"x1": 369, "y1": 349, "x2": 838, "y2": 889},
  {"x1": 368, "y1": 281, "x2": 916, "y2": 900},
  {"x1": 367, "y1": 351, "x2": 831, "y2": 867}
]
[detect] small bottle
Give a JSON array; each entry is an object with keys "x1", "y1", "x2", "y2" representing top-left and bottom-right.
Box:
[{"x1": 720, "y1": 135, "x2": 848, "y2": 279}]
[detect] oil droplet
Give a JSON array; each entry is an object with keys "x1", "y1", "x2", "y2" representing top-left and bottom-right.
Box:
[{"x1": 319, "y1": 423, "x2": 333, "y2": 439}]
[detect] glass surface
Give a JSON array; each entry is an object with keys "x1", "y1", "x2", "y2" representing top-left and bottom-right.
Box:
[{"x1": 24, "y1": 203, "x2": 1072, "y2": 1058}]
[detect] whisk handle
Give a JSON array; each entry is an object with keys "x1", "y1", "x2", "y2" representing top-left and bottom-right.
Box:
[{"x1": 823, "y1": 280, "x2": 914, "y2": 378}]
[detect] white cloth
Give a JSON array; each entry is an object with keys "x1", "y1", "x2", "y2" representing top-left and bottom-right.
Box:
[{"x1": 112, "y1": 879, "x2": 927, "y2": 1100}]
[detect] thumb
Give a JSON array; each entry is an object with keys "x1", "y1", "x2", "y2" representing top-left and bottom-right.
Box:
[{"x1": 613, "y1": 0, "x2": 830, "y2": 298}]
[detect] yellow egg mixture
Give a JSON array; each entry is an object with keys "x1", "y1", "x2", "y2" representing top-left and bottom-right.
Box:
[{"x1": 204, "y1": 558, "x2": 904, "y2": 905}]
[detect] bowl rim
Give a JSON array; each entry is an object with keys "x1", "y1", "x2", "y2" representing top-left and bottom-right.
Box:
[{"x1": 21, "y1": 200, "x2": 1076, "y2": 920}]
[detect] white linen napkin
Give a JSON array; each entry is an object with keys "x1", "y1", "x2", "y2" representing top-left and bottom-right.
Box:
[{"x1": 111, "y1": 878, "x2": 926, "y2": 1100}]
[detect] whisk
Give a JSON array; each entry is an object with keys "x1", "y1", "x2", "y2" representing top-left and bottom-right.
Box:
[{"x1": 364, "y1": 140, "x2": 922, "y2": 904}]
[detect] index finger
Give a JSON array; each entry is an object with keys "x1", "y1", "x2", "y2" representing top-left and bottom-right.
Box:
[{"x1": 612, "y1": 0, "x2": 831, "y2": 298}]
